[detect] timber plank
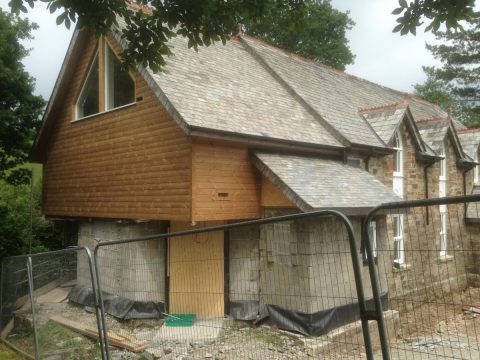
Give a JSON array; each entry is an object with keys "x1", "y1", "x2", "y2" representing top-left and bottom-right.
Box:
[{"x1": 49, "y1": 315, "x2": 147, "y2": 352}]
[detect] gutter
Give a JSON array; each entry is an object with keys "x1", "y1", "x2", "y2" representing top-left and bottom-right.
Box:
[{"x1": 189, "y1": 128, "x2": 346, "y2": 158}]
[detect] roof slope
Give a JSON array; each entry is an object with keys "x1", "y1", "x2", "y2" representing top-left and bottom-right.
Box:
[
  {"x1": 143, "y1": 35, "x2": 344, "y2": 149},
  {"x1": 253, "y1": 153, "x2": 401, "y2": 215},
  {"x1": 361, "y1": 107, "x2": 406, "y2": 144},
  {"x1": 458, "y1": 128, "x2": 480, "y2": 160}
]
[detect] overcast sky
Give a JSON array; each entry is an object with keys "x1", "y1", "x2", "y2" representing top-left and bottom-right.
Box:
[{"x1": 1, "y1": 0, "x2": 442, "y2": 100}]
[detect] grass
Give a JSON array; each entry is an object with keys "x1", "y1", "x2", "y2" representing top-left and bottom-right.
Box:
[
  {"x1": 8, "y1": 320, "x2": 103, "y2": 360},
  {"x1": 0, "y1": 342, "x2": 27, "y2": 360}
]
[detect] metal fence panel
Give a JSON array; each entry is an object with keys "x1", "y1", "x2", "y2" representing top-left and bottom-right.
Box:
[
  {"x1": 0, "y1": 248, "x2": 104, "y2": 360},
  {"x1": 364, "y1": 195, "x2": 480, "y2": 359},
  {"x1": 90, "y1": 211, "x2": 378, "y2": 360}
]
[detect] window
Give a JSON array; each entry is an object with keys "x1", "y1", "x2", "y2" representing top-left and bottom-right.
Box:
[
  {"x1": 438, "y1": 142, "x2": 448, "y2": 256},
  {"x1": 439, "y1": 212, "x2": 447, "y2": 257},
  {"x1": 364, "y1": 221, "x2": 377, "y2": 260},
  {"x1": 76, "y1": 40, "x2": 134, "y2": 120},
  {"x1": 77, "y1": 54, "x2": 99, "y2": 119},
  {"x1": 475, "y1": 151, "x2": 479, "y2": 184},
  {"x1": 393, "y1": 131, "x2": 404, "y2": 198},
  {"x1": 105, "y1": 45, "x2": 135, "y2": 110},
  {"x1": 393, "y1": 215, "x2": 404, "y2": 266}
]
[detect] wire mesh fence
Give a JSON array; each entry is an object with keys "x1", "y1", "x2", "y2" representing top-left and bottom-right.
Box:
[
  {"x1": 0, "y1": 248, "x2": 103, "y2": 360},
  {"x1": 90, "y1": 211, "x2": 374, "y2": 360},
  {"x1": 0, "y1": 195, "x2": 479, "y2": 359}
]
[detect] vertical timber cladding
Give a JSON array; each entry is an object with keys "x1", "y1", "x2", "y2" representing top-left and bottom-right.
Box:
[
  {"x1": 191, "y1": 140, "x2": 261, "y2": 221},
  {"x1": 168, "y1": 221, "x2": 225, "y2": 318},
  {"x1": 42, "y1": 32, "x2": 192, "y2": 221}
]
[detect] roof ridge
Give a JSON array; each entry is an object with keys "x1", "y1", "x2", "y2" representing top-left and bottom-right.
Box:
[
  {"x1": 417, "y1": 117, "x2": 449, "y2": 124},
  {"x1": 358, "y1": 102, "x2": 406, "y2": 114},
  {"x1": 237, "y1": 35, "x2": 351, "y2": 149},
  {"x1": 457, "y1": 127, "x2": 480, "y2": 133},
  {"x1": 239, "y1": 34, "x2": 345, "y2": 75}
]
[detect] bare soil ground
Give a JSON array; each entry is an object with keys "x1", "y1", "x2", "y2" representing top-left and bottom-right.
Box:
[{"x1": 6, "y1": 287, "x2": 480, "y2": 359}]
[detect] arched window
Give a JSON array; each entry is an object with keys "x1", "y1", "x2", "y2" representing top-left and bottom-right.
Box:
[
  {"x1": 393, "y1": 131, "x2": 403, "y2": 198},
  {"x1": 439, "y1": 143, "x2": 448, "y2": 256},
  {"x1": 392, "y1": 130, "x2": 405, "y2": 266}
]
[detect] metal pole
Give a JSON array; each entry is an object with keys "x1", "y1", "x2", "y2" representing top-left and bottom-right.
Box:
[
  {"x1": 26, "y1": 257, "x2": 40, "y2": 360},
  {"x1": 340, "y1": 214, "x2": 374, "y2": 359},
  {"x1": 93, "y1": 248, "x2": 111, "y2": 360},
  {"x1": 83, "y1": 247, "x2": 108, "y2": 360},
  {"x1": 362, "y1": 218, "x2": 390, "y2": 360}
]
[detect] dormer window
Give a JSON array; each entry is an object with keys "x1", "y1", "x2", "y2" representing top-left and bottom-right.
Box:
[{"x1": 75, "y1": 40, "x2": 135, "y2": 120}]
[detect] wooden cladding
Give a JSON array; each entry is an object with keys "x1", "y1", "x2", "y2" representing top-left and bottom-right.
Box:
[
  {"x1": 41, "y1": 31, "x2": 299, "y2": 222},
  {"x1": 191, "y1": 140, "x2": 261, "y2": 221},
  {"x1": 42, "y1": 33, "x2": 192, "y2": 220},
  {"x1": 261, "y1": 177, "x2": 296, "y2": 208}
]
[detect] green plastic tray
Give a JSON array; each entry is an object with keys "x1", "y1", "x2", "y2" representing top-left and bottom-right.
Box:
[{"x1": 165, "y1": 313, "x2": 196, "y2": 327}]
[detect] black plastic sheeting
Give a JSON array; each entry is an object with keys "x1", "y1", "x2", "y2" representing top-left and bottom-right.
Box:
[
  {"x1": 229, "y1": 300, "x2": 259, "y2": 321},
  {"x1": 68, "y1": 285, "x2": 165, "y2": 320},
  {"x1": 255, "y1": 293, "x2": 389, "y2": 337}
]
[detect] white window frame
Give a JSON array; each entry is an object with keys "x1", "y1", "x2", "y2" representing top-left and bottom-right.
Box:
[
  {"x1": 393, "y1": 215, "x2": 405, "y2": 265},
  {"x1": 439, "y1": 212, "x2": 447, "y2": 257},
  {"x1": 475, "y1": 151, "x2": 479, "y2": 184},
  {"x1": 393, "y1": 131, "x2": 404, "y2": 198},
  {"x1": 438, "y1": 142, "x2": 448, "y2": 256},
  {"x1": 104, "y1": 40, "x2": 136, "y2": 111},
  {"x1": 76, "y1": 51, "x2": 99, "y2": 120}
]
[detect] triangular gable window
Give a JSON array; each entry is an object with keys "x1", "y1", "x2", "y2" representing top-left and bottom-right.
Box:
[
  {"x1": 76, "y1": 40, "x2": 135, "y2": 120},
  {"x1": 77, "y1": 54, "x2": 99, "y2": 118},
  {"x1": 105, "y1": 45, "x2": 135, "y2": 110}
]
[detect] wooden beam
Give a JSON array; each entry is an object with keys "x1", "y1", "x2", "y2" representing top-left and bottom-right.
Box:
[{"x1": 49, "y1": 315, "x2": 147, "y2": 353}]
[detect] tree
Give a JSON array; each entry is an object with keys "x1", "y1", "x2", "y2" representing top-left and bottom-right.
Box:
[
  {"x1": 414, "y1": 18, "x2": 480, "y2": 127},
  {"x1": 0, "y1": 8, "x2": 45, "y2": 185},
  {"x1": 243, "y1": 0, "x2": 354, "y2": 70},
  {"x1": 392, "y1": 0, "x2": 479, "y2": 35},
  {"x1": 8, "y1": 0, "x2": 354, "y2": 72}
]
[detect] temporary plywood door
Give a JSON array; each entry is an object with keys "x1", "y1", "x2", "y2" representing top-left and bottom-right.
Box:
[{"x1": 168, "y1": 221, "x2": 224, "y2": 318}]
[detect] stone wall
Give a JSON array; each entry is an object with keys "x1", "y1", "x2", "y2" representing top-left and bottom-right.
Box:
[
  {"x1": 77, "y1": 220, "x2": 167, "y2": 303},
  {"x1": 258, "y1": 210, "x2": 388, "y2": 314},
  {"x1": 365, "y1": 124, "x2": 480, "y2": 306}
]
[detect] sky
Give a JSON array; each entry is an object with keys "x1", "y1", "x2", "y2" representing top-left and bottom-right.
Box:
[{"x1": 1, "y1": 0, "x2": 442, "y2": 100}]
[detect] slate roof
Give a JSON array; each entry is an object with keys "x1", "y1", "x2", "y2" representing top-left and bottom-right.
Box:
[
  {"x1": 417, "y1": 119, "x2": 450, "y2": 151},
  {"x1": 360, "y1": 105, "x2": 406, "y2": 144},
  {"x1": 112, "y1": 21, "x2": 452, "y2": 151},
  {"x1": 253, "y1": 153, "x2": 401, "y2": 215},
  {"x1": 458, "y1": 129, "x2": 480, "y2": 160}
]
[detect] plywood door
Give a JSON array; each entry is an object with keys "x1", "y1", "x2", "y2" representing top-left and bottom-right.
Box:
[{"x1": 168, "y1": 222, "x2": 224, "y2": 318}]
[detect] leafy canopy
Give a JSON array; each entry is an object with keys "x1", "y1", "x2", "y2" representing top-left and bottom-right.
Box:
[
  {"x1": 8, "y1": 0, "x2": 354, "y2": 72},
  {"x1": 392, "y1": 0, "x2": 479, "y2": 35},
  {"x1": 243, "y1": 0, "x2": 354, "y2": 70},
  {"x1": 0, "y1": 8, "x2": 45, "y2": 184},
  {"x1": 414, "y1": 18, "x2": 480, "y2": 127}
]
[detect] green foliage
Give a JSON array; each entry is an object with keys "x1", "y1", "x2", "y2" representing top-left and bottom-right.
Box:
[
  {"x1": 414, "y1": 18, "x2": 480, "y2": 127},
  {"x1": 0, "y1": 178, "x2": 64, "y2": 259},
  {"x1": 392, "y1": 0, "x2": 479, "y2": 35},
  {"x1": 8, "y1": 0, "x2": 354, "y2": 71},
  {"x1": 8, "y1": 0, "x2": 270, "y2": 73},
  {"x1": 0, "y1": 8, "x2": 45, "y2": 185},
  {"x1": 242, "y1": 0, "x2": 354, "y2": 70}
]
